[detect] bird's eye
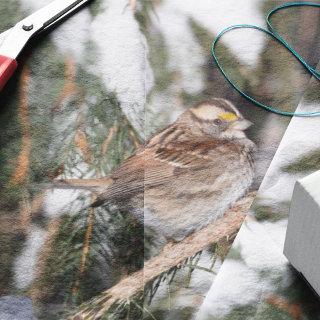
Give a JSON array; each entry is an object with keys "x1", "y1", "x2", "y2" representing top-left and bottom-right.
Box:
[{"x1": 213, "y1": 118, "x2": 222, "y2": 125}]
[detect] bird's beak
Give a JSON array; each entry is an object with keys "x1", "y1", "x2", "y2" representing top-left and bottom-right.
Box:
[{"x1": 231, "y1": 118, "x2": 253, "y2": 131}]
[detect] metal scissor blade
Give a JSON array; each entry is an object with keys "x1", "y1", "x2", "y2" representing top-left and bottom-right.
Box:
[
  {"x1": 0, "y1": 0, "x2": 90, "y2": 59},
  {"x1": 38, "y1": 0, "x2": 91, "y2": 33},
  {"x1": 21, "y1": 0, "x2": 90, "y2": 31}
]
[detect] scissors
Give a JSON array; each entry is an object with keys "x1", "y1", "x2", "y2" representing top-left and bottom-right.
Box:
[{"x1": 0, "y1": 0, "x2": 91, "y2": 92}]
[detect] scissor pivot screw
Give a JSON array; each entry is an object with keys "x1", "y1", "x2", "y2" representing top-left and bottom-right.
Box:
[{"x1": 22, "y1": 24, "x2": 34, "y2": 31}]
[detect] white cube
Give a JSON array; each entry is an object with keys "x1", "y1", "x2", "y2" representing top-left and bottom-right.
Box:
[{"x1": 284, "y1": 170, "x2": 320, "y2": 296}]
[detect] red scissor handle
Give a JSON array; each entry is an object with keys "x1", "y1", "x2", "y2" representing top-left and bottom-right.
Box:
[{"x1": 0, "y1": 55, "x2": 18, "y2": 91}]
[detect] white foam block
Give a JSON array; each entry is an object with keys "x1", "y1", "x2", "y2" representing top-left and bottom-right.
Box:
[{"x1": 284, "y1": 170, "x2": 320, "y2": 295}]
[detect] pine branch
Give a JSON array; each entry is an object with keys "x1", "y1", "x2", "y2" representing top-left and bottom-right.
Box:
[
  {"x1": 72, "y1": 198, "x2": 96, "y2": 298},
  {"x1": 10, "y1": 66, "x2": 31, "y2": 185},
  {"x1": 18, "y1": 191, "x2": 45, "y2": 235},
  {"x1": 52, "y1": 57, "x2": 83, "y2": 112},
  {"x1": 69, "y1": 192, "x2": 256, "y2": 319},
  {"x1": 30, "y1": 217, "x2": 63, "y2": 301},
  {"x1": 75, "y1": 130, "x2": 93, "y2": 163},
  {"x1": 101, "y1": 126, "x2": 118, "y2": 155},
  {"x1": 128, "y1": 129, "x2": 141, "y2": 149}
]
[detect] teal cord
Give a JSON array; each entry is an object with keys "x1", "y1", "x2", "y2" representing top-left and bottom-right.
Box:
[{"x1": 211, "y1": 2, "x2": 320, "y2": 117}]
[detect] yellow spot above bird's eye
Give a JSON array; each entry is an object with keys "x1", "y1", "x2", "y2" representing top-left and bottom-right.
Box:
[{"x1": 219, "y1": 112, "x2": 238, "y2": 121}]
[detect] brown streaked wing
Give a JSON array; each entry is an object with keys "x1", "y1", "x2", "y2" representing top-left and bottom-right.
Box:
[{"x1": 94, "y1": 139, "x2": 240, "y2": 205}]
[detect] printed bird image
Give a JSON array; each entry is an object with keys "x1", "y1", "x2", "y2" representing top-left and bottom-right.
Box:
[{"x1": 58, "y1": 99, "x2": 255, "y2": 243}]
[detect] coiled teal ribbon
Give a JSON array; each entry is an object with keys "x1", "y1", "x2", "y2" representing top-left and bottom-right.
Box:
[{"x1": 211, "y1": 2, "x2": 320, "y2": 117}]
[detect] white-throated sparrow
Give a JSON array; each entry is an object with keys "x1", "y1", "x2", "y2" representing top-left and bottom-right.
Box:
[{"x1": 91, "y1": 99, "x2": 255, "y2": 241}]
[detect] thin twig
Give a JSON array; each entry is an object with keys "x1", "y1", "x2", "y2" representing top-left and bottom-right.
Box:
[
  {"x1": 184, "y1": 264, "x2": 217, "y2": 274},
  {"x1": 52, "y1": 178, "x2": 112, "y2": 189},
  {"x1": 131, "y1": 300, "x2": 157, "y2": 320}
]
